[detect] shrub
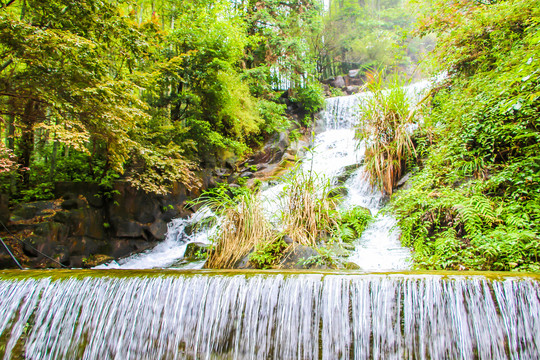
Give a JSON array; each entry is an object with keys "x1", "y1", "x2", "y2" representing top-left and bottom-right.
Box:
[{"x1": 355, "y1": 69, "x2": 419, "y2": 194}]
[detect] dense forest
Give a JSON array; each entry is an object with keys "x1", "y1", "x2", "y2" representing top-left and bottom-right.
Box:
[{"x1": 0, "y1": 0, "x2": 419, "y2": 200}]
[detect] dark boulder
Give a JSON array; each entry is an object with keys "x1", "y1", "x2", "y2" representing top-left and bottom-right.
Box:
[
  {"x1": 11, "y1": 204, "x2": 38, "y2": 221},
  {"x1": 0, "y1": 194, "x2": 8, "y2": 225},
  {"x1": 279, "y1": 244, "x2": 331, "y2": 269}
]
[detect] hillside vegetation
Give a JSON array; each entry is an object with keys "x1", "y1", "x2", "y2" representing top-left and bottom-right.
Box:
[{"x1": 391, "y1": 0, "x2": 540, "y2": 271}]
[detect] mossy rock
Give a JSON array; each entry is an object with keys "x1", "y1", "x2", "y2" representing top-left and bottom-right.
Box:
[
  {"x1": 344, "y1": 261, "x2": 361, "y2": 270},
  {"x1": 279, "y1": 245, "x2": 332, "y2": 270},
  {"x1": 82, "y1": 254, "x2": 114, "y2": 268},
  {"x1": 336, "y1": 163, "x2": 363, "y2": 184},
  {"x1": 184, "y1": 242, "x2": 210, "y2": 261}
]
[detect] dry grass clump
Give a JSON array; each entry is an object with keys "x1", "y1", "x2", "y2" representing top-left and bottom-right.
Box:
[
  {"x1": 202, "y1": 191, "x2": 275, "y2": 269},
  {"x1": 356, "y1": 70, "x2": 417, "y2": 195},
  {"x1": 281, "y1": 167, "x2": 340, "y2": 246}
]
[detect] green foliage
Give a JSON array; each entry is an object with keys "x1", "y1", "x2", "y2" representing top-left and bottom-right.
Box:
[
  {"x1": 0, "y1": 0, "x2": 324, "y2": 201},
  {"x1": 288, "y1": 129, "x2": 302, "y2": 143},
  {"x1": 249, "y1": 238, "x2": 288, "y2": 269},
  {"x1": 189, "y1": 182, "x2": 251, "y2": 208},
  {"x1": 334, "y1": 206, "x2": 372, "y2": 243},
  {"x1": 355, "y1": 70, "x2": 420, "y2": 194},
  {"x1": 329, "y1": 87, "x2": 345, "y2": 97},
  {"x1": 19, "y1": 182, "x2": 54, "y2": 203},
  {"x1": 316, "y1": 0, "x2": 427, "y2": 78},
  {"x1": 392, "y1": 0, "x2": 540, "y2": 272},
  {"x1": 292, "y1": 81, "x2": 325, "y2": 114},
  {"x1": 258, "y1": 99, "x2": 290, "y2": 134},
  {"x1": 193, "y1": 248, "x2": 209, "y2": 261}
]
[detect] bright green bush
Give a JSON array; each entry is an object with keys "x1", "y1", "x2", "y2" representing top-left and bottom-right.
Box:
[
  {"x1": 334, "y1": 206, "x2": 372, "y2": 243},
  {"x1": 249, "y1": 238, "x2": 288, "y2": 269}
]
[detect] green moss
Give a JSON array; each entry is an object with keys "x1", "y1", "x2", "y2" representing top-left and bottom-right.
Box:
[{"x1": 1, "y1": 269, "x2": 539, "y2": 282}]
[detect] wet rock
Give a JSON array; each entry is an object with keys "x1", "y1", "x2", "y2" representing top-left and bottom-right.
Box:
[
  {"x1": 345, "y1": 86, "x2": 359, "y2": 95},
  {"x1": 329, "y1": 186, "x2": 348, "y2": 199},
  {"x1": 68, "y1": 236, "x2": 105, "y2": 257},
  {"x1": 11, "y1": 204, "x2": 38, "y2": 221},
  {"x1": 256, "y1": 163, "x2": 269, "y2": 172},
  {"x1": 240, "y1": 171, "x2": 254, "y2": 179},
  {"x1": 184, "y1": 242, "x2": 210, "y2": 261},
  {"x1": 328, "y1": 243, "x2": 352, "y2": 257},
  {"x1": 279, "y1": 245, "x2": 330, "y2": 269},
  {"x1": 283, "y1": 235, "x2": 294, "y2": 245},
  {"x1": 344, "y1": 261, "x2": 361, "y2": 270},
  {"x1": 396, "y1": 172, "x2": 412, "y2": 190},
  {"x1": 52, "y1": 245, "x2": 70, "y2": 266},
  {"x1": 61, "y1": 197, "x2": 86, "y2": 210},
  {"x1": 147, "y1": 220, "x2": 168, "y2": 240},
  {"x1": 215, "y1": 168, "x2": 227, "y2": 177},
  {"x1": 82, "y1": 254, "x2": 114, "y2": 268},
  {"x1": 109, "y1": 239, "x2": 155, "y2": 258},
  {"x1": 233, "y1": 251, "x2": 255, "y2": 269},
  {"x1": 322, "y1": 76, "x2": 335, "y2": 85},
  {"x1": 348, "y1": 69, "x2": 360, "y2": 78},
  {"x1": 69, "y1": 255, "x2": 84, "y2": 268},
  {"x1": 287, "y1": 138, "x2": 310, "y2": 158},
  {"x1": 336, "y1": 163, "x2": 361, "y2": 184},
  {"x1": 112, "y1": 218, "x2": 145, "y2": 238},
  {"x1": 55, "y1": 182, "x2": 103, "y2": 208},
  {"x1": 2, "y1": 180, "x2": 194, "y2": 269},
  {"x1": 22, "y1": 236, "x2": 43, "y2": 257},
  {"x1": 332, "y1": 76, "x2": 346, "y2": 88}
]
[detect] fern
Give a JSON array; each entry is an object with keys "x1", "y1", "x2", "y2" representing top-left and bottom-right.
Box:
[{"x1": 333, "y1": 206, "x2": 372, "y2": 243}]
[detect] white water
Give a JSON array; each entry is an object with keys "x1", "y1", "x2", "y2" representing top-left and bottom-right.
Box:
[
  {"x1": 105, "y1": 81, "x2": 428, "y2": 270},
  {"x1": 96, "y1": 209, "x2": 216, "y2": 270},
  {"x1": 1, "y1": 272, "x2": 539, "y2": 359}
]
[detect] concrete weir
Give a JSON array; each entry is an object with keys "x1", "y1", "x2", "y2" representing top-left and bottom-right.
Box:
[{"x1": 0, "y1": 270, "x2": 539, "y2": 359}]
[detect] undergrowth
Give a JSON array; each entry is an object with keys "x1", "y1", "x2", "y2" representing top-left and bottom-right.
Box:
[
  {"x1": 333, "y1": 206, "x2": 372, "y2": 243},
  {"x1": 355, "y1": 69, "x2": 421, "y2": 195},
  {"x1": 191, "y1": 187, "x2": 274, "y2": 269},
  {"x1": 191, "y1": 162, "x2": 374, "y2": 269},
  {"x1": 391, "y1": 0, "x2": 540, "y2": 272},
  {"x1": 280, "y1": 165, "x2": 341, "y2": 246},
  {"x1": 249, "y1": 237, "x2": 288, "y2": 269}
]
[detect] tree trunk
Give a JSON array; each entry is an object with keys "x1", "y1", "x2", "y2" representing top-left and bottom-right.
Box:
[
  {"x1": 49, "y1": 136, "x2": 58, "y2": 183},
  {"x1": 19, "y1": 100, "x2": 40, "y2": 187}
]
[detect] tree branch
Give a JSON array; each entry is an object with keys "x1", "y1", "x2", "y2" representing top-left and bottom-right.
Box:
[
  {"x1": 1, "y1": 0, "x2": 17, "y2": 9},
  {"x1": 0, "y1": 59, "x2": 13, "y2": 73}
]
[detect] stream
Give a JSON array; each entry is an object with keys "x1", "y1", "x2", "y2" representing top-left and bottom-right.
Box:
[
  {"x1": 1, "y1": 82, "x2": 540, "y2": 359},
  {"x1": 100, "y1": 83, "x2": 430, "y2": 270}
]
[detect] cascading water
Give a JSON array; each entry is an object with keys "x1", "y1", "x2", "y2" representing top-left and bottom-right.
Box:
[
  {"x1": 106, "y1": 83, "x2": 425, "y2": 270},
  {"x1": 2, "y1": 82, "x2": 539, "y2": 360},
  {"x1": 0, "y1": 270, "x2": 539, "y2": 359},
  {"x1": 97, "y1": 209, "x2": 217, "y2": 270},
  {"x1": 313, "y1": 82, "x2": 430, "y2": 270}
]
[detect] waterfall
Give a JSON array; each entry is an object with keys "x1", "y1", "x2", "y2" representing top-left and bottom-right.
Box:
[
  {"x1": 102, "y1": 81, "x2": 425, "y2": 270},
  {"x1": 0, "y1": 271, "x2": 539, "y2": 359}
]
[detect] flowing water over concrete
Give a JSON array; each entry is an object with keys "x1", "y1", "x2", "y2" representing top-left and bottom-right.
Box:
[{"x1": 0, "y1": 271, "x2": 539, "y2": 359}]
